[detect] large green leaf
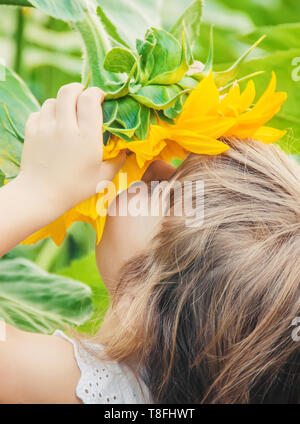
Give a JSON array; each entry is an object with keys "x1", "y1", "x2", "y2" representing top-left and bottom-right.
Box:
[
  {"x1": 27, "y1": 0, "x2": 89, "y2": 22},
  {"x1": 210, "y1": 0, "x2": 300, "y2": 27},
  {"x1": 0, "y1": 63, "x2": 39, "y2": 134},
  {"x1": 240, "y1": 23, "x2": 300, "y2": 52},
  {"x1": 0, "y1": 63, "x2": 39, "y2": 180},
  {"x1": 59, "y1": 253, "x2": 109, "y2": 335},
  {"x1": 94, "y1": 0, "x2": 197, "y2": 49},
  {"x1": 0, "y1": 258, "x2": 93, "y2": 334}
]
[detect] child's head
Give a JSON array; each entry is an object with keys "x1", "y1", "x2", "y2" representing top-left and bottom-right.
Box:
[{"x1": 96, "y1": 138, "x2": 300, "y2": 403}]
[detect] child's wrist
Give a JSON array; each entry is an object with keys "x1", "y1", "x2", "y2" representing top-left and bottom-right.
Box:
[{"x1": 13, "y1": 173, "x2": 68, "y2": 224}]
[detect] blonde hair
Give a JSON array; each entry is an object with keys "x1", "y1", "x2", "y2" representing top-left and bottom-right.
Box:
[{"x1": 95, "y1": 138, "x2": 300, "y2": 403}]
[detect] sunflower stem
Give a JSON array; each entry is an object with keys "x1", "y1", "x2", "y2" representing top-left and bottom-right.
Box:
[
  {"x1": 74, "y1": 12, "x2": 118, "y2": 89},
  {"x1": 0, "y1": 0, "x2": 32, "y2": 6}
]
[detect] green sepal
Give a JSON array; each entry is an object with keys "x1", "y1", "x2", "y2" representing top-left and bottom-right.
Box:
[
  {"x1": 103, "y1": 47, "x2": 137, "y2": 74},
  {"x1": 164, "y1": 93, "x2": 188, "y2": 119},
  {"x1": 104, "y1": 58, "x2": 140, "y2": 100},
  {"x1": 213, "y1": 35, "x2": 266, "y2": 88},
  {"x1": 150, "y1": 110, "x2": 158, "y2": 125},
  {"x1": 138, "y1": 28, "x2": 191, "y2": 86},
  {"x1": 219, "y1": 71, "x2": 265, "y2": 93},
  {"x1": 201, "y1": 25, "x2": 214, "y2": 76},
  {"x1": 102, "y1": 100, "x2": 118, "y2": 126},
  {"x1": 103, "y1": 97, "x2": 141, "y2": 138},
  {"x1": 103, "y1": 131, "x2": 111, "y2": 146},
  {"x1": 170, "y1": 0, "x2": 203, "y2": 60},
  {"x1": 109, "y1": 130, "x2": 135, "y2": 142},
  {"x1": 157, "y1": 110, "x2": 175, "y2": 125},
  {"x1": 136, "y1": 31, "x2": 157, "y2": 84},
  {"x1": 177, "y1": 76, "x2": 199, "y2": 89},
  {"x1": 131, "y1": 84, "x2": 189, "y2": 110},
  {"x1": 135, "y1": 106, "x2": 150, "y2": 140}
]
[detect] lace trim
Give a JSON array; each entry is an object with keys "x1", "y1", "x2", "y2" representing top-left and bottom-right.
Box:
[{"x1": 54, "y1": 330, "x2": 151, "y2": 404}]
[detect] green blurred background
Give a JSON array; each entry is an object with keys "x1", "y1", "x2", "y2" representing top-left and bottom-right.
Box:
[{"x1": 0, "y1": 0, "x2": 299, "y2": 334}]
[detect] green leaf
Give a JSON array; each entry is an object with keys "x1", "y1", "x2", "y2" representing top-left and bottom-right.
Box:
[
  {"x1": 59, "y1": 253, "x2": 109, "y2": 335},
  {"x1": 240, "y1": 23, "x2": 300, "y2": 52},
  {"x1": 28, "y1": 0, "x2": 89, "y2": 22},
  {"x1": 104, "y1": 47, "x2": 137, "y2": 74},
  {"x1": 212, "y1": 0, "x2": 300, "y2": 27},
  {"x1": 0, "y1": 63, "x2": 39, "y2": 178},
  {"x1": 0, "y1": 258, "x2": 93, "y2": 334},
  {"x1": 170, "y1": 0, "x2": 203, "y2": 59},
  {"x1": 131, "y1": 84, "x2": 188, "y2": 109},
  {"x1": 0, "y1": 169, "x2": 5, "y2": 187},
  {"x1": 0, "y1": 63, "x2": 39, "y2": 134}
]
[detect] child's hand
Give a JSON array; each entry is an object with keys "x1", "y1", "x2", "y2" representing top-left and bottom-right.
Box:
[{"x1": 18, "y1": 83, "x2": 125, "y2": 214}]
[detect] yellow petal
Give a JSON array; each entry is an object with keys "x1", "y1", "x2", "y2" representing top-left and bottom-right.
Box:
[
  {"x1": 219, "y1": 83, "x2": 241, "y2": 116},
  {"x1": 238, "y1": 80, "x2": 256, "y2": 112},
  {"x1": 158, "y1": 140, "x2": 187, "y2": 163},
  {"x1": 175, "y1": 116, "x2": 237, "y2": 138},
  {"x1": 169, "y1": 129, "x2": 230, "y2": 155},
  {"x1": 252, "y1": 126, "x2": 286, "y2": 144},
  {"x1": 178, "y1": 72, "x2": 219, "y2": 122}
]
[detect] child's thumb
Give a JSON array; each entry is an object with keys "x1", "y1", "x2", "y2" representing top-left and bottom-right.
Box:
[{"x1": 97, "y1": 151, "x2": 126, "y2": 190}]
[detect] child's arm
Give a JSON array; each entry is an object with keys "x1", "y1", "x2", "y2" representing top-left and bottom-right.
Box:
[
  {"x1": 0, "y1": 83, "x2": 125, "y2": 404},
  {"x1": 0, "y1": 323, "x2": 82, "y2": 404},
  {"x1": 0, "y1": 83, "x2": 125, "y2": 256}
]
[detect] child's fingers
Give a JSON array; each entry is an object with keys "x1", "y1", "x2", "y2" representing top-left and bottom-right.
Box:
[
  {"x1": 77, "y1": 87, "x2": 105, "y2": 135},
  {"x1": 39, "y1": 99, "x2": 56, "y2": 128},
  {"x1": 97, "y1": 152, "x2": 126, "y2": 185},
  {"x1": 25, "y1": 112, "x2": 40, "y2": 139},
  {"x1": 56, "y1": 83, "x2": 84, "y2": 130}
]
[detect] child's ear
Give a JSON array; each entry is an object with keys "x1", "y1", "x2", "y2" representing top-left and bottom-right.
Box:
[{"x1": 142, "y1": 160, "x2": 176, "y2": 183}]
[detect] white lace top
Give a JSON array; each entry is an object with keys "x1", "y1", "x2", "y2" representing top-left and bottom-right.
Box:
[{"x1": 54, "y1": 330, "x2": 152, "y2": 404}]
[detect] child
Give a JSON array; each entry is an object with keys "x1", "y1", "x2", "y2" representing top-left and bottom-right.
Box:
[{"x1": 0, "y1": 83, "x2": 299, "y2": 404}]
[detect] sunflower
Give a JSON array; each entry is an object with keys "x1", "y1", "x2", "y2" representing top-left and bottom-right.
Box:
[{"x1": 22, "y1": 72, "x2": 287, "y2": 246}]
